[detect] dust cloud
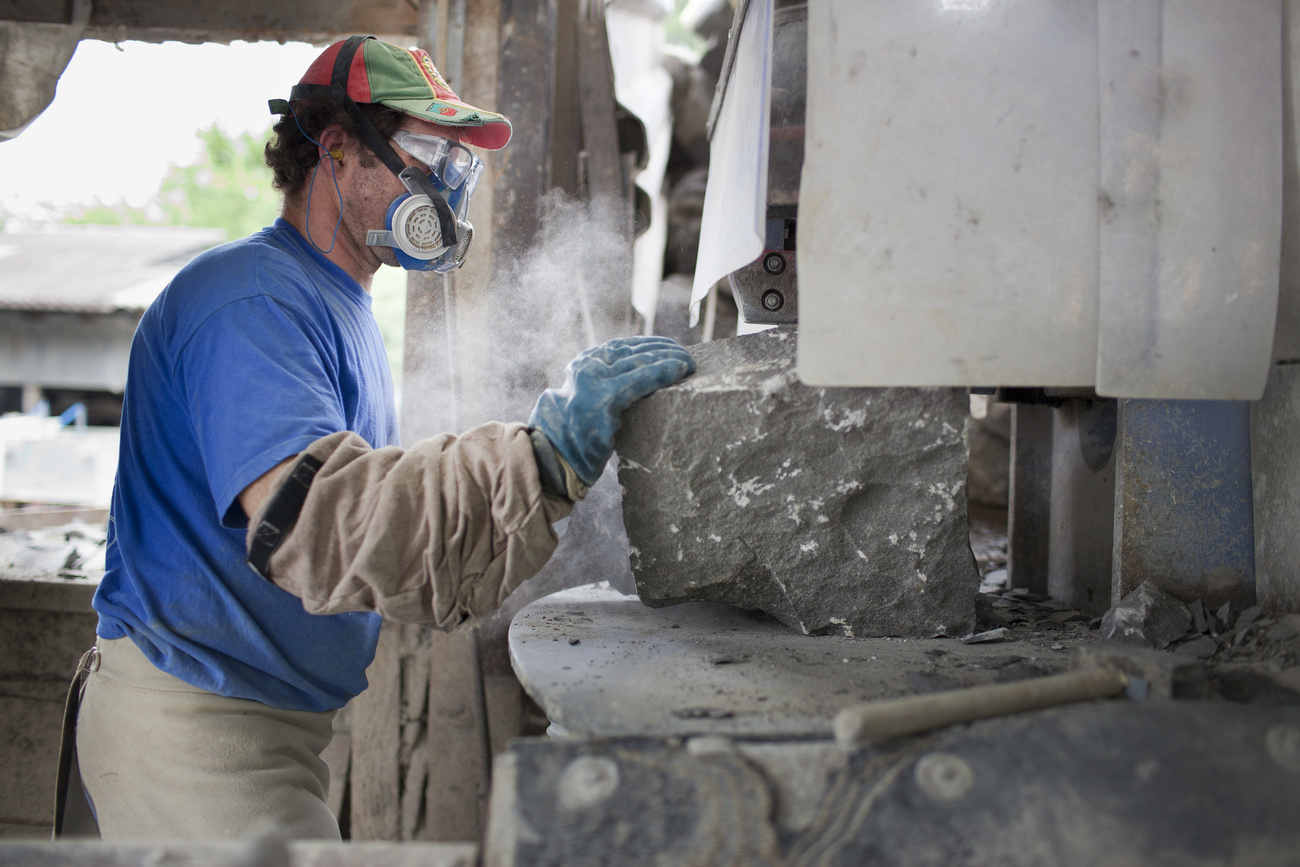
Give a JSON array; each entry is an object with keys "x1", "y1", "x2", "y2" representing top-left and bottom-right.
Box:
[
  {"x1": 481, "y1": 191, "x2": 639, "y2": 424},
  {"x1": 401, "y1": 190, "x2": 640, "y2": 438}
]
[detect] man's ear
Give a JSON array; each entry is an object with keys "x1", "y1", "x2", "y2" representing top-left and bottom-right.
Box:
[{"x1": 315, "y1": 124, "x2": 349, "y2": 161}]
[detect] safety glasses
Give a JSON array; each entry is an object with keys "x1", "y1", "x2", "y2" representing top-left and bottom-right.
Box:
[{"x1": 391, "y1": 130, "x2": 482, "y2": 193}]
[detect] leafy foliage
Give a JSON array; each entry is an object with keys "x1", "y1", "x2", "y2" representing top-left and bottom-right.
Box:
[
  {"x1": 157, "y1": 125, "x2": 281, "y2": 240},
  {"x1": 65, "y1": 124, "x2": 280, "y2": 241},
  {"x1": 666, "y1": 0, "x2": 708, "y2": 55}
]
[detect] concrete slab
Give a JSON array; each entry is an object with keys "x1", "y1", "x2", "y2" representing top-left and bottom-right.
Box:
[{"x1": 508, "y1": 584, "x2": 1085, "y2": 740}]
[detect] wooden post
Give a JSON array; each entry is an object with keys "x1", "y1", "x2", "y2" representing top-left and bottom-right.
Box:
[
  {"x1": 424, "y1": 627, "x2": 492, "y2": 841},
  {"x1": 350, "y1": 621, "x2": 402, "y2": 840},
  {"x1": 575, "y1": 11, "x2": 622, "y2": 200},
  {"x1": 402, "y1": 0, "x2": 564, "y2": 844},
  {"x1": 574, "y1": 3, "x2": 637, "y2": 339}
]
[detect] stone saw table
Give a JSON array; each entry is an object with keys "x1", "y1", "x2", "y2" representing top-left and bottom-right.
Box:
[{"x1": 508, "y1": 583, "x2": 1075, "y2": 740}]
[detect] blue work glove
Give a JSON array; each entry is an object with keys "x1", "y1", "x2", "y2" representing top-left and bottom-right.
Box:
[{"x1": 529, "y1": 336, "x2": 696, "y2": 494}]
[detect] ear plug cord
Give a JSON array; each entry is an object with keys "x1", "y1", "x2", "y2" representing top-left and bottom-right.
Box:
[{"x1": 288, "y1": 107, "x2": 343, "y2": 255}]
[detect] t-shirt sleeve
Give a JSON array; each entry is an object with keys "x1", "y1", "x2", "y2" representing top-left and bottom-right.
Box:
[{"x1": 176, "y1": 293, "x2": 347, "y2": 529}]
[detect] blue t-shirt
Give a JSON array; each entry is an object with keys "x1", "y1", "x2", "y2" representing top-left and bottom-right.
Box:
[{"x1": 93, "y1": 219, "x2": 397, "y2": 712}]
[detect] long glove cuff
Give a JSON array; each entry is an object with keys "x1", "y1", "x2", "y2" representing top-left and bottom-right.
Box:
[{"x1": 529, "y1": 428, "x2": 589, "y2": 503}]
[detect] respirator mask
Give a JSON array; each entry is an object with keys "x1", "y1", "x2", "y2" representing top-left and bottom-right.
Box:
[{"x1": 365, "y1": 130, "x2": 484, "y2": 273}]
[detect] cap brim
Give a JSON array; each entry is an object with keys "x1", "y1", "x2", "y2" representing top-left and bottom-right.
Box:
[{"x1": 383, "y1": 97, "x2": 513, "y2": 150}]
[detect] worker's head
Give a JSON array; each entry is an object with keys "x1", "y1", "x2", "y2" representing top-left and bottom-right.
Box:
[{"x1": 266, "y1": 36, "x2": 512, "y2": 272}]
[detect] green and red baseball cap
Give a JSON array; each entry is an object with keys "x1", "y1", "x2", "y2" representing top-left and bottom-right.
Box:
[{"x1": 295, "y1": 37, "x2": 512, "y2": 151}]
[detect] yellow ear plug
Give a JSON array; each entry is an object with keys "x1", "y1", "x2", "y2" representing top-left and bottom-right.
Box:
[{"x1": 328, "y1": 149, "x2": 343, "y2": 163}]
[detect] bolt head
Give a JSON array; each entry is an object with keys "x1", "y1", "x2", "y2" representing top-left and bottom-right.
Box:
[
  {"x1": 915, "y1": 752, "x2": 976, "y2": 802},
  {"x1": 559, "y1": 756, "x2": 620, "y2": 810}
]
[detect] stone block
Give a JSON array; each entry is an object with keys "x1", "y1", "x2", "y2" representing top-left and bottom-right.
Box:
[
  {"x1": 614, "y1": 328, "x2": 977, "y2": 638},
  {"x1": 1099, "y1": 581, "x2": 1193, "y2": 649}
]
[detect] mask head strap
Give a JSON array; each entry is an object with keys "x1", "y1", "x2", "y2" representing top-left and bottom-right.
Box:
[{"x1": 281, "y1": 35, "x2": 459, "y2": 248}]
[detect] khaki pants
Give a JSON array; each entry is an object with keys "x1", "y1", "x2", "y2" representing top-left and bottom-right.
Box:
[{"x1": 75, "y1": 637, "x2": 340, "y2": 841}]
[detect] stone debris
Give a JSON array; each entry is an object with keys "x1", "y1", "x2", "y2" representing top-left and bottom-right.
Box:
[
  {"x1": 960, "y1": 627, "x2": 1009, "y2": 645},
  {"x1": 1188, "y1": 599, "x2": 1210, "y2": 635},
  {"x1": 1095, "y1": 587, "x2": 1300, "y2": 681},
  {"x1": 1099, "y1": 581, "x2": 1193, "y2": 649},
  {"x1": 968, "y1": 511, "x2": 1008, "y2": 580},
  {"x1": 615, "y1": 328, "x2": 977, "y2": 638},
  {"x1": 1173, "y1": 635, "x2": 1219, "y2": 660},
  {"x1": 1167, "y1": 600, "x2": 1288, "y2": 666},
  {"x1": 1234, "y1": 608, "x2": 1264, "y2": 647},
  {"x1": 978, "y1": 568, "x2": 1008, "y2": 595},
  {"x1": 0, "y1": 521, "x2": 107, "y2": 579},
  {"x1": 974, "y1": 587, "x2": 1097, "y2": 637},
  {"x1": 969, "y1": 654, "x2": 1025, "y2": 670},
  {"x1": 957, "y1": 487, "x2": 1297, "y2": 700},
  {"x1": 1216, "y1": 601, "x2": 1239, "y2": 633}
]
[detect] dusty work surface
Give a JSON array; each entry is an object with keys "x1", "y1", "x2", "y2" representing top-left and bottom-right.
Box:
[
  {"x1": 508, "y1": 582, "x2": 1097, "y2": 740},
  {"x1": 510, "y1": 575, "x2": 1300, "y2": 740}
]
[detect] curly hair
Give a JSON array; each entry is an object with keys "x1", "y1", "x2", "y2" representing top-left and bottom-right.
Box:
[{"x1": 264, "y1": 96, "x2": 409, "y2": 195}]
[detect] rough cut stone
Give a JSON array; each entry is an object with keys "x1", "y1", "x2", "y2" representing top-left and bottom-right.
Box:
[
  {"x1": 614, "y1": 328, "x2": 977, "y2": 638},
  {"x1": 1100, "y1": 581, "x2": 1193, "y2": 649}
]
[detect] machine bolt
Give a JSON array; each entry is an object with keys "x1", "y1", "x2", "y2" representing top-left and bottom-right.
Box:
[
  {"x1": 559, "y1": 756, "x2": 620, "y2": 810},
  {"x1": 914, "y1": 752, "x2": 975, "y2": 802},
  {"x1": 763, "y1": 253, "x2": 787, "y2": 275},
  {"x1": 762, "y1": 290, "x2": 785, "y2": 312},
  {"x1": 1266, "y1": 723, "x2": 1300, "y2": 772}
]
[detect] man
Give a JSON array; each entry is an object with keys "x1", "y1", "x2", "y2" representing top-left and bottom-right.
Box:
[{"x1": 67, "y1": 36, "x2": 693, "y2": 841}]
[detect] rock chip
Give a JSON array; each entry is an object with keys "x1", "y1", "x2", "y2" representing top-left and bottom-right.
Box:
[
  {"x1": 1100, "y1": 581, "x2": 1194, "y2": 648},
  {"x1": 614, "y1": 328, "x2": 977, "y2": 637},
  {"x1": 1173, "y1": 635, "x2": 1219, "y2": 660}
]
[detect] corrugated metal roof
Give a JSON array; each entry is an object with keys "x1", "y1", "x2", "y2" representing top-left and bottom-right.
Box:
[{"x1": 0, "y1": 225, "x2": 225, "y2": 313}]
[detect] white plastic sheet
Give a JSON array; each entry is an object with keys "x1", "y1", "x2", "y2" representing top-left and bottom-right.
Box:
[
  {"x1": 689, "y1": 0, "x2": 772, "y2": 326},
  {"x1": 607, "y1": 5, "x2": 677, "y2": 328}
]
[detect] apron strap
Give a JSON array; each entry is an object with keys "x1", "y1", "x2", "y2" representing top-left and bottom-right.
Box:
[{"x1": 53, "y1": 645, "x2": 99, "y2": 838}]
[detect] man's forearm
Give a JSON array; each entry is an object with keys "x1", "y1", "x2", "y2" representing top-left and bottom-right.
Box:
[{"x1": 245, "y1": 423, "x2": 573, "y2": 628}]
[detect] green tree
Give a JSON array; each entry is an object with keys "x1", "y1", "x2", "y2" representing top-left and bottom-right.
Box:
[
  {"x1": 66, "y1": 124, "x2": 280, "y2": 241},
  {"x1": 158, "y1": 125, "x2": 281, "y2": 241},
  {"x1": 63, "y1": 201, "x2": 154, "y2": 227}
]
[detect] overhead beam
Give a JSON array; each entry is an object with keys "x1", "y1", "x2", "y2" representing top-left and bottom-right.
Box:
[{"x1": 1, "y1": 0, "x2": 418, "y2": 43}]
